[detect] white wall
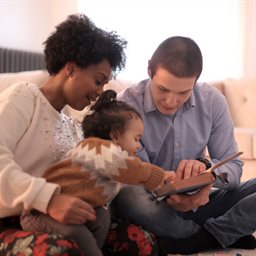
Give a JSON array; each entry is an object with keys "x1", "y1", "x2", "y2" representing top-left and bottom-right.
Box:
[
  {"x1": 79, "y1": 0, "x2": 244, "y2": 82},
  {"x1": 0, "y1": 0, "x2": 78, "y2": 53},
  {"x1": 242, "y1": 0, "x2": 256, "y2": 78},
  {"x1": 0, "y1": 0, "x2": 255, "y2": 79}
]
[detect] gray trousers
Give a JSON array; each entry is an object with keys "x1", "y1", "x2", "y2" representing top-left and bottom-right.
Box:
[
  {"x1": 111, "y1": 178, "x2": 256, "y2": 248},
  {"x1": 20, "y1": 206, "x2": 110, "y2": 256}
]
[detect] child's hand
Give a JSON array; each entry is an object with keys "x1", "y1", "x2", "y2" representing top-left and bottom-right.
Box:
[{"x1": 163, "y1": 171, "x2": 176, "y2": 185}]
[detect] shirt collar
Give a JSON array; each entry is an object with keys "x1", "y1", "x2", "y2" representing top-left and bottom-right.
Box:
[
  {"x1": 183, "y1": 89, "x2": 196, "y2": 112},
  {"x1": 144, "y1": 79, "x2": 157, "y2": 113},
  {"x1": 143, "y1": 79, "x2": 196, "y2": 114}
]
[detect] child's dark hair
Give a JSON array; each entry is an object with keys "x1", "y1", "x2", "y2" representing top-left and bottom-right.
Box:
[{"x1": 82, "y1": 90, "x2": 142, "y2": 140}]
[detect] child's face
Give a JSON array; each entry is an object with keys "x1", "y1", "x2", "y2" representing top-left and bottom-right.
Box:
[{"x1": 116, "y1": 116, "x2": 144, "y2": 155}]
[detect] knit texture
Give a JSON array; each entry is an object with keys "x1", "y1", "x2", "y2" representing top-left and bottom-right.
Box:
[
  {"x1": 0, "y1": 83, "x2": 82, "y2": 217},
  {"x1": 44, "y1": 137, "x2": 166, "y2": 207}
]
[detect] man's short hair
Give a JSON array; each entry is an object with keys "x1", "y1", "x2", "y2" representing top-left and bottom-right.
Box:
[{"x1": 149, "y1": 36, "x2": 203, "y2": 80}]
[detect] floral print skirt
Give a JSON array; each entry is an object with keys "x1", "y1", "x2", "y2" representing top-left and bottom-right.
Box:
[
  {"x1": 103, "y1": 218, "x2": 159, "y2": 256},
  {"x1": 0, "y1": 216, "x2": 158, "y2": 256}
]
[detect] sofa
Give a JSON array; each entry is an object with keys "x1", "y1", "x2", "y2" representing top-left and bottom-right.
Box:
[
  {"x1": 1, "y1": 70, "x2": 256, "y2": 256},
  {"x1": 1, "y1": 70, "x2": 256, "y2": 182},
  {"x1": 209, "y1": 79, "x2": 256, "y2": 181}
]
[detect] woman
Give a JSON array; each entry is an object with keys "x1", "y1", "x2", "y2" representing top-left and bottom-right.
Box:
[
  {"x1": 0, "y1": 13, "x2": 160, "y2": 256},
  {"x1": 0, "y1": 13, "x2": 126, "y2": 255}
]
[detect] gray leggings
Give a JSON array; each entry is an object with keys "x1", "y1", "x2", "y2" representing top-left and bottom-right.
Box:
[{"x1": 20, "y1": 207, "x2": 110, "y2": 256}]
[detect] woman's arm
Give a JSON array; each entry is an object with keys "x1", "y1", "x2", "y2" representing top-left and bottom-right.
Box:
[{"x1": 0, "y1": 84, "x2": 59, "y2": 215}]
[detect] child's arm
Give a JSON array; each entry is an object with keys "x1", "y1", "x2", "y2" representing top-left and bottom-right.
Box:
[{"x1": 69, "y1": 137, "x2": 167, "y2": 192}]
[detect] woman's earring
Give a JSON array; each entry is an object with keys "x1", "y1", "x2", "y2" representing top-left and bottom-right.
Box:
[{"x1": 67, "y1": 70, "x2": 74, "y2": 77}]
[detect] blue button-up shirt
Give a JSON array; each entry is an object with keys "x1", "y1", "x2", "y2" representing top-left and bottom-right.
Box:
[{"x1": 118, "y1": 79, "x2": 243, "y2": 189}]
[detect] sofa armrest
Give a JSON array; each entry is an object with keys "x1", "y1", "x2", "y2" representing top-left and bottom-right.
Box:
[
  {"x1": 234, "y1": 127, "x2": 256, "y2": 159},
  {"x1": 0, "y1": 70, "x2": 49, "y2": 93}
]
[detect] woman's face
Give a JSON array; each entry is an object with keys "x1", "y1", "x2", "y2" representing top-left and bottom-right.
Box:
[{"x1": 65, "y1": 59, "x2": 111, "y2": 111}]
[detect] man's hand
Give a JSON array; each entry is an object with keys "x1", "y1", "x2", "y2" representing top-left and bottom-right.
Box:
[
  {"x1": 47, "y1": 194, "x2": 96, "y2": 224},
  {"x1": 165, "y1": 183, "x2": 212, "y2": 212},
  {"x1": 175, "y1": 159, "x2": 207, "y2": 180}
]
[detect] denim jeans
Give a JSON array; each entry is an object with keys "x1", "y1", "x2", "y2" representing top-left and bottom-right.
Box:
[
  {"x1": 111, "y1": 178, "x2": 256, "y2": 248},
  {"x1": 111, "y1": 185, "x2": 201, "y2": 238}
]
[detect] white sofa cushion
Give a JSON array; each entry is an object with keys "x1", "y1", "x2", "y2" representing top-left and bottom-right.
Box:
[
  {"x1": 234, "y1": 127, "x2": 256, "y2": 159},
  {"x1": 104, "y1": 79, "x2": 135, "y2": 94},
  {"x1": 223, "y1": 78, "x2": 256, "y2": 128},
  {"x1": 0, "y1": 70, "x2": 49, "y2": 93}
]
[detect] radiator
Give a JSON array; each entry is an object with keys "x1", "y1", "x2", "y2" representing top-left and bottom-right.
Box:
[{"x1": 0, "y1": 47, "x2": 45, "y2": 73}]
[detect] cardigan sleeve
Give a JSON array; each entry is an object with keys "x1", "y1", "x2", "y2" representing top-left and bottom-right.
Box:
[
  {"x1": 68, "y1": 137, "x2": 166, "y2": 191},
  {"x1": 0, "y1": 83, "x2": 59, "y2": 216}
]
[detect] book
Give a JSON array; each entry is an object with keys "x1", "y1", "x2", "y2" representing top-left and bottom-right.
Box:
[{"x1": 153, "y1": 152, "x2": 243, "y2": 198}]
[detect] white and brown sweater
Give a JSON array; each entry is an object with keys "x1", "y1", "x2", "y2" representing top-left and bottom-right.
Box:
[{"x1": 44, "y1": 137, "x2": 166, "y2": 207}]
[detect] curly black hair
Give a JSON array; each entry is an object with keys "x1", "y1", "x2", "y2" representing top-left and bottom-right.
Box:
[
  {"x1": 44, "y1": 14, "x2": 127, "y2": 76},
  {"x1": 82, "y1": 90, "x2": 142, "y2": 140}
]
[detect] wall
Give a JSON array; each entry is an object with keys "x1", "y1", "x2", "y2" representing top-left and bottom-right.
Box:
[
  {"x1": 0, "y1": 0, "x2": 78, "y2": 53},
  {"x1": 0, "y1": 0, "x2": 255, "y2": 79},
  {"x1": 78, "y1": 0, "x2": 253, "y2": 81},
  {"x1": 241, "y1": 0, "x2": 256, "y2": 78}
]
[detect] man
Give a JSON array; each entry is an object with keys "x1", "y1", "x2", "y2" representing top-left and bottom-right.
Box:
[{"x1": 111, "y1": 36, "x2": 256, "y2": 255}]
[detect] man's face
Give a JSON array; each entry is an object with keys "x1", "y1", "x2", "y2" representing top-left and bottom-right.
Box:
[{"x1": 150, "y1": 67, "x2": 197, "y2": 115}]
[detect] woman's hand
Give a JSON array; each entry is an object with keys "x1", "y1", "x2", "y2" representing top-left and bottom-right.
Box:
[{"x1": 47, "y1": 193, "x2": 96, "y2": 224}]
